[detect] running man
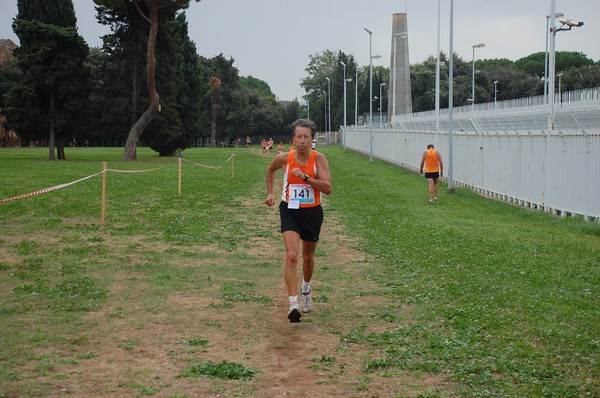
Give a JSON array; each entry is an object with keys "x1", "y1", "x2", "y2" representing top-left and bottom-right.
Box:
[
  {"x1": 419, "y1": 144, "x2": 444, "y2": 203},
  {"x1": 265, "y1": 119, "x2": 332, "y2": 323}
]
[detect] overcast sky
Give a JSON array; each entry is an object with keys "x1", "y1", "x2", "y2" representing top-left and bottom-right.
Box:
[{"x1": 1, "y1": 0, "x2": 598, "y2": 101}]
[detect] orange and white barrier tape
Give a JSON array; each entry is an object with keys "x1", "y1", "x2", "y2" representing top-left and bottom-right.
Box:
[{"x1": 0, "y1": 171, "x2": 105, "y2": 203}]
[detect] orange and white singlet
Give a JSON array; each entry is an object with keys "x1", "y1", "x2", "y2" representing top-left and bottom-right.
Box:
[
  {"x1": 424, "y1": 148, "x2": 440, "y2": 173},
  {"x1": 281, "y1": 150, "x2": 320, "y2": 209}
]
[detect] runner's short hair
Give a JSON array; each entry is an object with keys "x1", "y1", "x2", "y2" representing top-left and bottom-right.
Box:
[{"x1": 291, "y1": 119, "x2": 316, "y2": 138}]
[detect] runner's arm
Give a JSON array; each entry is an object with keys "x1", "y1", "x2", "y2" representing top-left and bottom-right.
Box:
[
  {"x1": 306, "y1": 153, "x2": 332, "y2": 195},
  {"x1": 419, "y1": 152, "x2": 426, "y2": 173},
  {"x1": 265, "y1": 152, "x2": 287, "y2": 206}
]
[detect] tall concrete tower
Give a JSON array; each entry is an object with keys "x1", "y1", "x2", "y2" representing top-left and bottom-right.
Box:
[{"x1": 387, "y1": 13, "x2": 412, "y2": 121}]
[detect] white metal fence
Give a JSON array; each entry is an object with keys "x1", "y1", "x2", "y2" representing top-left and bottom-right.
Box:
[{"x1": 343, "y1": 87, "x2": 600, "y2": 221}]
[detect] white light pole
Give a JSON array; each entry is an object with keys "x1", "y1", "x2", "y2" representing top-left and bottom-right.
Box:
[
  {"x1": 341, "y1": 61, "x2": 351, "y2": 150},
  {"x1": 379, "y1": 83, "x2": 385, "y2": 123},
  {"x1": 364, "y1": 27, "x2": 374, "y2": 125},
  {"x1": 392, "y1": 32, "x2": 407, "y2": 120},
  {"x1": 364, "y1": 27, "x2": 380, "y2": 162},
  {"x1": 355, "y1": 69, "x2": 359, "y2": 126},
  {"x1": 340, "y1": 62, "x2": 347, "y2": 128},
  {"x1": 323, "y1": 91, "x2": 327, "y2": 132},
  {"x1": 544, "y1": 12, "x2": 564, "y2": 104},
  {"x1": 547, "y1": 0, "x2": 583, "y2": 212},
  {"x1": 471, "y1": 43, "x2": 485, "y2": 112},
  {"x1": 493, "y1": 80, "x2": 498, "y2": 109},
  {"x1": 434, "y1": 61, "x2": 445, "y2": 148},
  {"x1": 435, "y1": 0, "x2": 442, "y2": 147},
  {"x1": 448, "y1": 0, "x2": 455, "y2": 193},
  {"x1": 325, "y1": 77, "x2": 331, "y2": 133}
]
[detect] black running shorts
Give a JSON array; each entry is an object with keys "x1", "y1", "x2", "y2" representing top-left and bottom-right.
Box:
[
  {"x1": 425, "y1": 172, "x2": 440, "y2": 179},
  {"x1": 279, "y1": 201, "x2": 324, "y2": 242}
]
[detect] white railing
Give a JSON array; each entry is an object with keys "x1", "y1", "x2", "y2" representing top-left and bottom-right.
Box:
[{"x1": 343, "y1": 87, "x2": 600, "y2": 221}]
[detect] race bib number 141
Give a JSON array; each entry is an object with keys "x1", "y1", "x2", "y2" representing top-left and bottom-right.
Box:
[{"x1": 288, "y1": 184, "x2": 315, "y2": 208}]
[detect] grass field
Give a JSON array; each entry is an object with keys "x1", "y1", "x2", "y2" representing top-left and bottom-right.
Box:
[{"x1": 0, "y1": 146, "x2": 598, "y2": 397}]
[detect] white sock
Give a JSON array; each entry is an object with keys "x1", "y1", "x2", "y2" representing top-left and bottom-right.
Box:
[
  {"x1": 301, "y1": 281, "x2": 311, "y2": 294},
  {"x1": 289, "y1": 296, "x2": 298, "y2": 308}
]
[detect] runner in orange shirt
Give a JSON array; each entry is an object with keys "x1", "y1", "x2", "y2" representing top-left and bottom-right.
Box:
[
  {"x1": 265, "y1": 119, "x2": 332, "y2": 323},
  {"x1": 419, "y1": 144, "x2": 444, "y2": 203},
  {"x1": 261, "y1": 139, "x2": 267, "y2": 155}
]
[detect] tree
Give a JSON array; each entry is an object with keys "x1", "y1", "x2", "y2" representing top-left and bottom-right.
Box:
[
  {"x1": 330, "y1": 52, "x2": 358, "y2": 128},
  {"x1": 93, "y1": 0, "x2": 199, "y2": 160},
  {"x1": 239, "y1": 75, "x2": 289, "y2": 137},
  {"x1": 7, "y1": 0, "x2": 89, "y2": 159},
  {"x1": 0, "y1": 59, "x2": 22, "y2": 111},
  {"x1": 301, "y1": 50, "x2": 338, "y2": 131},
  {"x1": 95, "y1": 1, "x2": 148, "y2": 144},
  {"x1": 142, "y1": 11, "x2": 203, "y2": 155},
  {"x1": 559, "y1": 64, "x2": 600, "y2": 91},
  {"x1": 410, "y1": 56, "x2": 438, "y2": 112},
  {"x1": 514, "y1": 51, "x2": 594, "y2": 79}
]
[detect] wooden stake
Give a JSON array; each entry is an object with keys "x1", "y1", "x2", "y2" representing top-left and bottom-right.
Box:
[
  {"x1": 101, "y1": 161, "x2": 107, "y2": 225},
  {"x1": 231, "y1": 153, "x2": 235, "y2": 178},
  {"x1": 178, "y1": 154, "x2": 182, "y2": 195}
]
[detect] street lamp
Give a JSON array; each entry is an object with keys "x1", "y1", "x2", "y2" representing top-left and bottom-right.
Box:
[
  {"x1": 544, "y1": 12, "x2": 564, "y2": 104},
  {"x1": 435, "y1": 60, "x2": 445, "y2": 146},
  {"x1": 355, "y1": 69, "x2": 359, "y2": 125},
  {"x1": 340, "y1": 61, "x2": 351, "y2": 149},
  {"x1": 325, "y1": 77, "x2": 331, "y2": 133},
  {"x1": 448, "y1": 0, "x2": 455, "y2": 193},
  {"x1": 392, "y1": 32, "x2": 407, "y2": 120},
  {"x1": 493, "y1": 80, "x2": 498, "y2": 109},
  {"x1": 364, "y1": 27, "x2": 374, "y2": 126},
  {"x1": 471, "y1": 43, "x2": 485, "y2": 112},
  {"x1": 547, "y1": 0, "x2": 583, "y2": 212},
  {"x1": 340, "y1": 62, "x2": 347, "y2": 128},
  {"x1": 322, "y1": 90, "x2": 327, "y2": 132},
  {"x1": 379, "y1": 83, "x2": 385, "y2": 123},
  {"x1": 365, "y1": 26, "x2": 381, "y2": 162},
  {"x1": 435, "y1": 0, "x2": 441, "y2": 147}
]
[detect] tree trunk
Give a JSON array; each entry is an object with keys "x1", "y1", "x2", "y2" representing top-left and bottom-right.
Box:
[
  {"x1": 210, "y1": 105, "x2": 217, "y2": 147},
  {"x1": 131, "y1": 53, "x2": 139, "y2": 128},
  {"x1": 48, "y1": 91, "x2": 56, "y2": 160},
  {"x1": 124, "y1": 105, "x2": 158, "y2": 159},
  {"x1": 57, "y1": 134, "x2": 65, "y2": 159},
  {"x1": 58, "y1": 131, "x2": 67, "y2": 159},
  {"x1": 124, "y1": 0, "x2": 160, "y2": 161}
]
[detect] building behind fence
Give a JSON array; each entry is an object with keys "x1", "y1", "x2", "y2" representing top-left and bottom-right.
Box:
[{"x1": 342, "y1": 87, "x2": 600, "y2": 222}]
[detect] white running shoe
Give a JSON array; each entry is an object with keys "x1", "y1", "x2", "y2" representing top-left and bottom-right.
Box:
[
  {"x1": 288, "y1": 304, "x2": 301, "y2": 323},
  {"x1": 301, "y1": 289, "x2": 312, "y2": 313}
]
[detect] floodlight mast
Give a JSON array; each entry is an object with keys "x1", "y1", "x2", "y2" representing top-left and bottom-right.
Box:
[{"x1": 546, "y1": 0, "x2": 583, "y2": 213}]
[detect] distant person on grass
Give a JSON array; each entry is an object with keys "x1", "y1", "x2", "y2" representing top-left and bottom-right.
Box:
[
  {"x1": 419, "y1": 144, "x2": 444, "y2": 203},
  {"x1": 264, "y1": 119, "x2": 332, "y2": 323}
]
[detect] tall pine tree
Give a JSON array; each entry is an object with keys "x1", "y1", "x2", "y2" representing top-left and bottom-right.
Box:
[
  {"x1": 7, "y1": 0, "x2": 90, "y2": 159},
  {"x1": 94, "y1": 0, "x2": 198, "y2": 160}
]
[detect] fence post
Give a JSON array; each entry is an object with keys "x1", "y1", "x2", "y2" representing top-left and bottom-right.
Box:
[
  {"x1": 101, "y1": 161, "x2": 107, "y2": 225},
  {"x1": 231, "y1": 153, "x2": 235, "y2": 178},
  {"x1": 178, "y1": 153, "x2": 182, "y2": 196}
]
